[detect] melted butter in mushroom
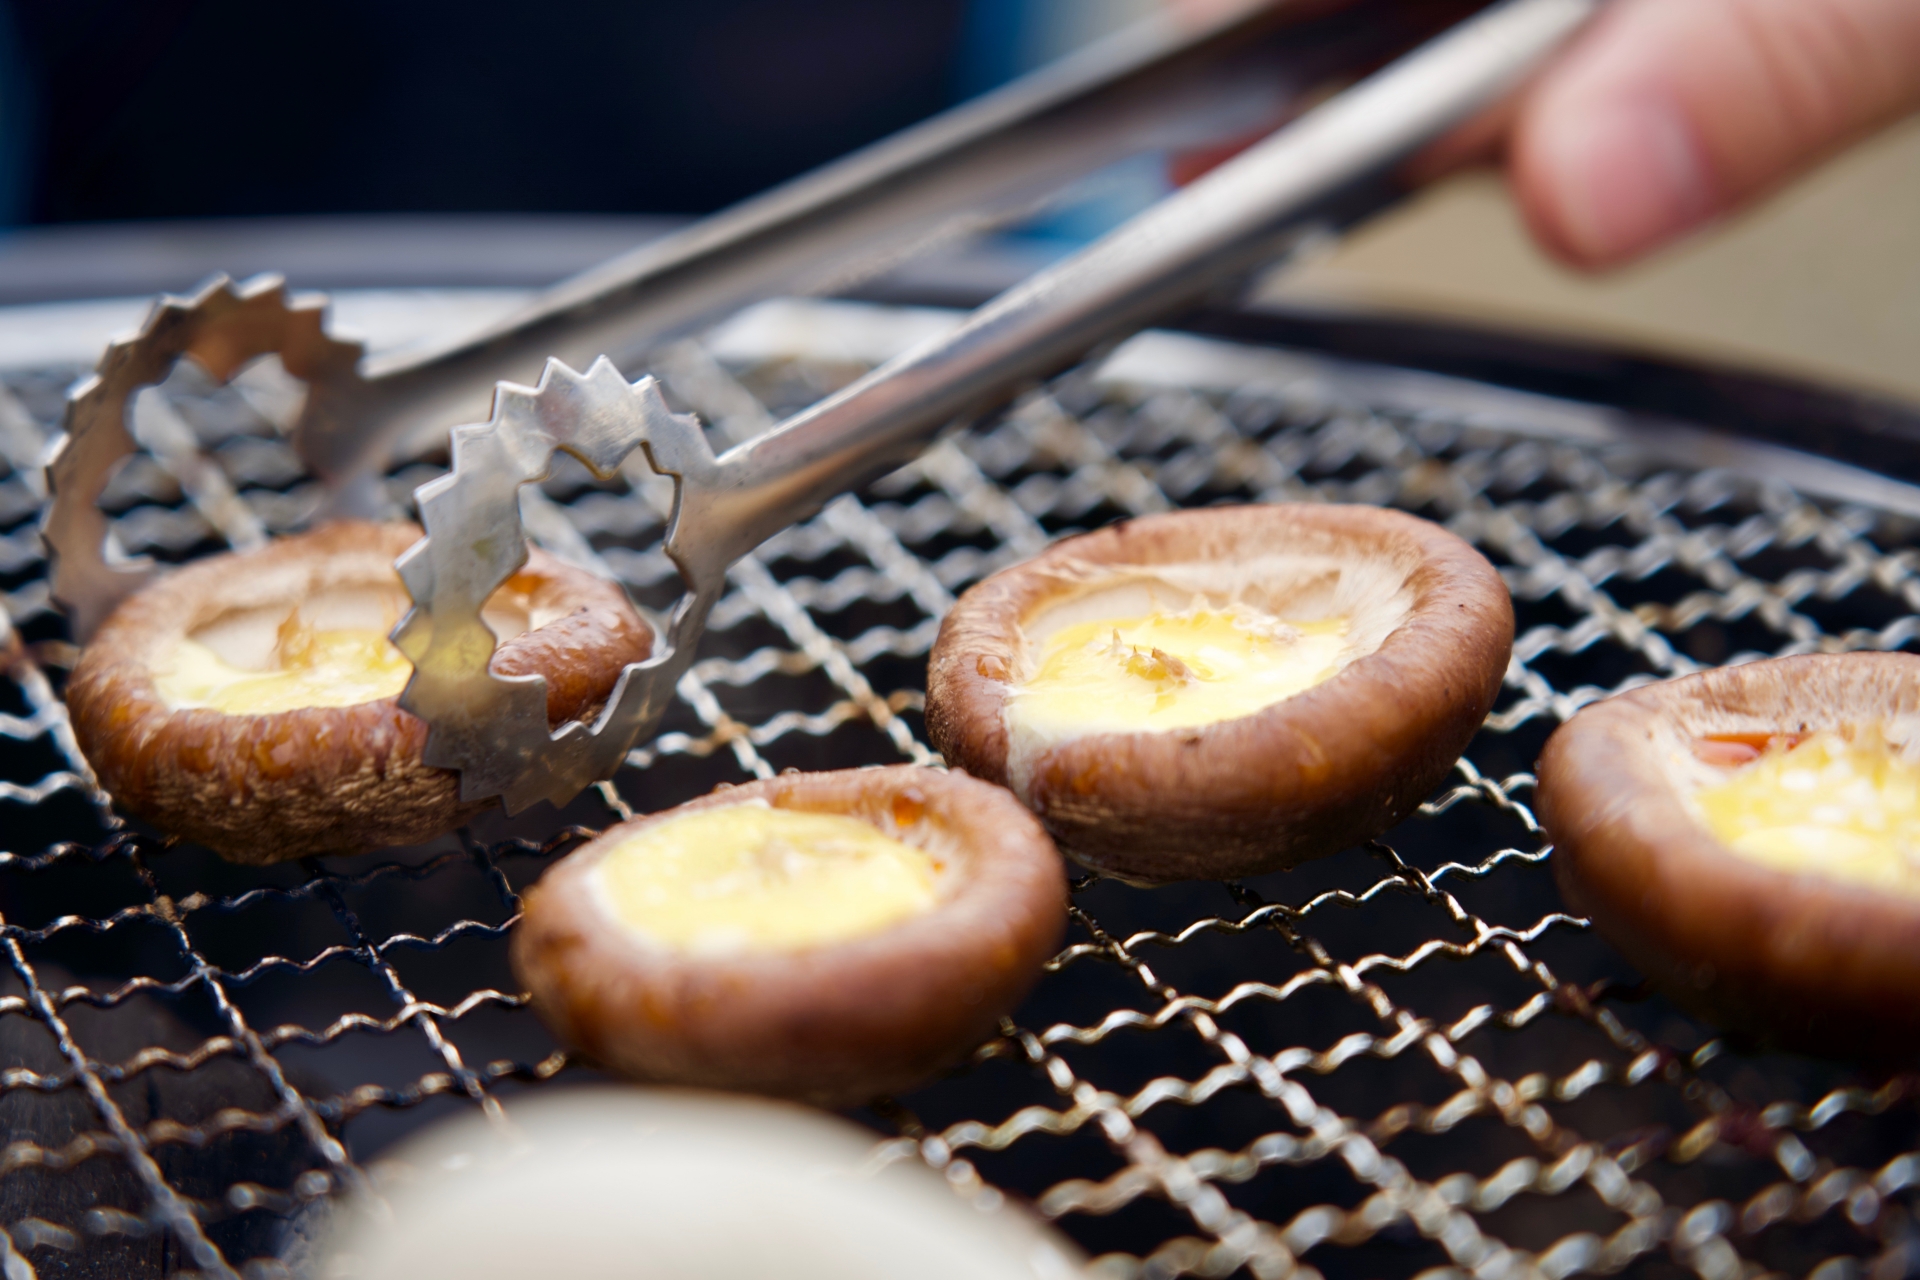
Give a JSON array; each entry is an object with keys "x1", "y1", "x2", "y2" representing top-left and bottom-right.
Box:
[
  {"x1": 150, "y1": 578, "x2": 557, "y2": 716},
  {"x1": 594, "y1": 802, "x2": 941, "y2": 955},
  {"x1": 155, "y1": 582, "x2": 417, "y2": 714},
  {"x1": 1692, "y1": 729, "x2": 1920, "y2": 891},
  {"x1": 1010, "y1": 604, "x2": 1348, "y2": 736},
  {"x1": 156, "y1": 623, "x2": 412, "y2": 714}
]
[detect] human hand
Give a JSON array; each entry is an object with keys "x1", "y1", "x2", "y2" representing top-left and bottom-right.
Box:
[{"x1": 1507, "y1": 0, "x2": 1920, "y2": 268}]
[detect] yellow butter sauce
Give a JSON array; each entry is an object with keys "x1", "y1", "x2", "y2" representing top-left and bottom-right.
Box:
[
  {"x1": 155, "y1": 616, "x2": 411, "y2": 714},
  {"x1": 1694, "y1": 729, "x2": 1920, "y2": 892},
  {"x1": 594, "y1": 803, "x2": 940, "y2": 954},
  {"x1": 1010, "y1": 604, "x2": 1348, "y2": 736}
]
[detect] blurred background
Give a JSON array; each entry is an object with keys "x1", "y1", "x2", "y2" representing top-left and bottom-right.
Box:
[
  {"x1": 0, "y1": 0, "x2": 1163, "y2": 229},
  {"x1": 0, "y1": 0, "x2": 1914, "y2": 399}
]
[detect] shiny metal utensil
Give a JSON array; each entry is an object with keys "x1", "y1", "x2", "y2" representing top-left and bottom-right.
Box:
[
  {"x1": 44, "y1": 0, "x2": 1490, "y2": 644},
  {"x1": 396, "y1": 0, "x2": 1600, "y2": 812},
  {"x1": 297, "y1": 0, "x2": 1489, "y2": 499}
]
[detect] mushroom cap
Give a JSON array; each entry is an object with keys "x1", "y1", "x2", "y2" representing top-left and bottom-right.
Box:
[
  {"x1": 925, "y1": 504, "x2": 1513, "y2": 882},
  {"x1": 1538, "y1": 652, "x2": 1920, "y2": 1058},
  {"x1": 65, "y1": 521, "x2": 652, "y2": 863},
  {"x1": 510, "y1": 765, "x2": 1067, "y2": 1106}
]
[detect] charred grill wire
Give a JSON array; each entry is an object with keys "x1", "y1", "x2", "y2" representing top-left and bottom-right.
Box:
[{"x1": 1, "y1": 308, "x2": 1919, "y2": 1278}]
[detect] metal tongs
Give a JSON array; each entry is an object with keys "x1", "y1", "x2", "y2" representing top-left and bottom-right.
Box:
[{"x1": 44, "y1": 0, "x2": 1598, "y2": 814}]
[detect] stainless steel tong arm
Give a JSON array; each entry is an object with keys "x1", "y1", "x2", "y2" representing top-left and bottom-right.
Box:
[
  {"x1": 47, "y1": 0, "x2": 1520, "y2": 645},
  {"x1": 393, "y1": 0, "x2": 1599, "y2": 816},
  {"x1": 294, "y1": 0, "x2": 1380, "y2": 501},
  {"x1": 50, "y1": 0, "x2": 1597, "y2": 817},
  {"x1": 702, "y1": 0, "x2": 1600, "y2": 561}
]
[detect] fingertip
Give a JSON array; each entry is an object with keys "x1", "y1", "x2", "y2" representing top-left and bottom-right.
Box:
[
  {"x1": 1512, "y1": 92, "x2": 1718, "y2": 270},
  {"x1": 1507, "y1": 0, "x2": 1920, "y2": 270},
  {"x1": 1508, "y1": 165, "x2": 1610, "y2": 273}
]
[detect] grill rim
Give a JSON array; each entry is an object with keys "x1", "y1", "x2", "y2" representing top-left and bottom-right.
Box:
[{"x1": 1173, "y1": 303, "x2": 1920, "y2": 483}]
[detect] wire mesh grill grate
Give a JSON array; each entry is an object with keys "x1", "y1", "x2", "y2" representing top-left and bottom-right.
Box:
[{"x1": 1, "y1": 300, "x2": 1918, "y2": 1279}]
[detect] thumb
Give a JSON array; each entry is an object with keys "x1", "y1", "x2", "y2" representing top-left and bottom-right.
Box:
[{"x1": 1509, "y1": 0, "x2": 1920, "y2": 269}]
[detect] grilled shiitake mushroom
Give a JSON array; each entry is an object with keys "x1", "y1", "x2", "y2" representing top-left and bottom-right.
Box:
[
  {"x1": 926, "y1": 504, "x2": 1513, "y2": 882},
  {"x1": 1539, "y1": 652, "x2": 1920, "y2": 1058},
  {"x1": 511, "y1": 766, "x2": 1066, "y2": 1106},
  {"x1": 65, "y1": 521, "x2": 651, "y2": 863}
]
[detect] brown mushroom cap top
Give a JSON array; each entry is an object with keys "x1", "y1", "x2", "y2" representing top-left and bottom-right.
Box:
[
  {"x1": 1538, "y1": 652, "x2": 1920, "y2": 1056},
  {"x1": 926, "y1": 504, "x2": 1514, "y2": 883},
  {"x1": 66, "y1": 521, "x2": 652, "y2": 863},
  {"x1": 511, "y1": 765, "x2": 1067, "y2": 1106}
]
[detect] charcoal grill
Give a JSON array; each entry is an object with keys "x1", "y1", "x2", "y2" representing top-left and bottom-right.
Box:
[{"x1": 2, "y1": 276, "x2": 1919, "y2": 1279}]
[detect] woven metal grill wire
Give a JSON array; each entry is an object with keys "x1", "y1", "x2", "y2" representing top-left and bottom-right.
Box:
[{"x1": 0, "y1": 300, "x2": 1918, "y2": 1280}]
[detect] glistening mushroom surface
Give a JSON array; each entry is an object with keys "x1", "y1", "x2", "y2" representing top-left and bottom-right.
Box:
[
  {"x1": 1690, "y1": 729, "x2": 1920, "y2": 892},
  {"x1": 1010, "y1": 604, "x2": 1351, "y2": 738},
  {"x1": 65, "y1": 521, "x2": 652, "y2": 863},
  {"x1": 511, "y1": 766, "x2": 1066, "y2": 1106},
  {"x1": 152, "y1": 587, "x2": 416, "y2": 714},
  {"x1": 593, "y1": 803, "x2": 941, "y2": 952},
  {"x1": 1537, "y1": 652, "x2": 1920, "y2": 1056},
  {"x1": 926, "y1": 504, "x2": 1513, "y2": 882}
]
